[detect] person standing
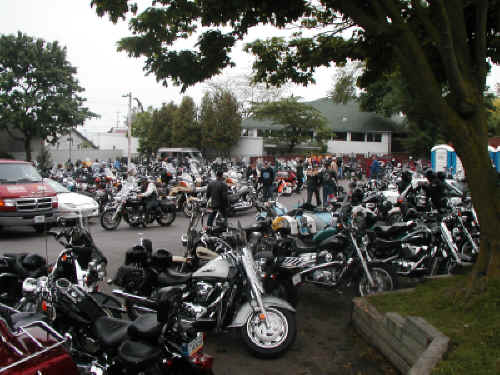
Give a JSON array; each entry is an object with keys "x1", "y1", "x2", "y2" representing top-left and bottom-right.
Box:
[
  {"x1": 322, "y1": 161, "x2": 338, "y2": 208},
  {"x1": 337, "y1": 156, "x2": 343, "y2": 179},
  {"x1": 206, "y1": 170, "x2": 229, "y2": 227},
  {"x1": 306, "y1": 165, "x2": 322, "y2": 206},
  {"x1": 260, "y1": 161, "x2": 275, "y2": 201},
  {"x1": 370, "y1": 156, "x2": 380, "y2": 180},
  {"x1": 295, "y1": 159, "x2": 304, "y2": 191}
]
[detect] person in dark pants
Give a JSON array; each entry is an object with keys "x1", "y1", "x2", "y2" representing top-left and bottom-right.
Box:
[
  {"x1": 306, "y1": 166, "x2": 322, "y2": 206},
  {"x1": 322, "y1": 162, "x2": 337, "y2": 208},
  {"x1": 206, "y1": 170, "x2": 229, "y2": 227},
  {"x1": 260, "y1": 161, "x2": 275, "y2": 201},
  {"x1": 138, "y1": 177, "x2": 159, "y2": 221},
  {"x1": 296, "y1": 160, "x2": 304, "y2": 191}
]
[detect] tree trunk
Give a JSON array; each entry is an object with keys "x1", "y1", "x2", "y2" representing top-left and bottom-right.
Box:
[
  {"x1": 447, "y1": 114, "x2": 500, "y2": 287},
  {"x1": 24, "y1": 136, "x2": 32, "y2": 162}
]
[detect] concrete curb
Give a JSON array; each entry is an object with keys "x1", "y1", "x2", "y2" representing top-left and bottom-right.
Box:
[{"x1": 352, "y1": 293, "x2": 449, "y2": 375}]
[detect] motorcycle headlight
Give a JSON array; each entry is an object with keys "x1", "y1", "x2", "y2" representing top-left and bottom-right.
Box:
[{"x1": 22, "y1": 277, "x2": 38, "y2": 295}]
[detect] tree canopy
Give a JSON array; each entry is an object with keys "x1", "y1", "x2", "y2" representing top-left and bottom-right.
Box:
[
  {"x1": 251, "y1": 97, "x2": 331, "y2": 153},
  {"x1": 91, "y1": 1, "x2": 500, "y2": 286},
  {"x1": 199, "y1": 88, "x2": 242, "y2": 157},
  {"x1": 0, "y1": 32, "x2": 96, "y2": 161},
  {"x1": 131, "y1": 90, "x2": 241, "y2": 157}
]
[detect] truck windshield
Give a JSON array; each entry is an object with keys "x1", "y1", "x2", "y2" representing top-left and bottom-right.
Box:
[{"x1": 0, "y1": 163, "x2": 43, "y2": 183}]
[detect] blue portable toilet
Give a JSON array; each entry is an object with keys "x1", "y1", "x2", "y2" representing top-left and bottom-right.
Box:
[
  {"x1": 496, "y1": 146, "x2": 500, "y2": 173},
  {"x1": 431, "y1": 144, "x2": 456, "y2": 175},
  {"x1": 488, "y1": 145, "x2": 496, "y2": 168}
]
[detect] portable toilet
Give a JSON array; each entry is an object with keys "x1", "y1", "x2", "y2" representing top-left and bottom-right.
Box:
[
  {"x1": 497, "y1": 146, "x2": 500, "y2": 173},
  {"x1": 488, "y1": 145, "x2": 496, "y2": 169},
  {"x1": 431, "y1": 144, "x2": 456, "y2": 175}
]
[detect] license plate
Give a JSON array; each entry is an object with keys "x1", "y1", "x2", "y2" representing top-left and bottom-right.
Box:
[
  {"x1": 34, "y1": 215, "x2": 45, "y2": 224},
  {"x1": 292, "y1": 273, "x2": 302, "y2": 286},
  {"x1": 182, "y1": 332, "x2": 204, "y2": 357}
]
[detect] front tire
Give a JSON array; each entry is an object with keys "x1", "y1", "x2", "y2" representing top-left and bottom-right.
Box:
[
  {"x1": 100, "y1": 209, "x2": 121, "y2": 230},
  {"x1": 157, "y1": 205, "x2": 176, "y2": 226},
  {"x1": 241, "y1": 307, "x2": 296, "y2": 359},
  {"x1": 357, "y1": 264, "x2": 396, "y2": 296}
]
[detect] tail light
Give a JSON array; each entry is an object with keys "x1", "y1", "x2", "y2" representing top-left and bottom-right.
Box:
[
  {"x1": 0, "y1": 198, "x2": 16, "y2": 212},
  {"x1": 52, "y1": 196, "x2": 58, "y2": 208},
  {"x1": 190, "y1": 351, "x2": 214, "y2": 370}
]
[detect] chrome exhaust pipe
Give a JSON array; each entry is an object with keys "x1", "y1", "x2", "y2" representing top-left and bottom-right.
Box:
[{"x1": 112, "y1": 289, "x2": 156, "y2": 305}]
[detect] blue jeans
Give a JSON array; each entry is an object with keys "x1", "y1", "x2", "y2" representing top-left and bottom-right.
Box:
[{"x1": 263, "y1": 184, "x2": 274, "y2": 201}]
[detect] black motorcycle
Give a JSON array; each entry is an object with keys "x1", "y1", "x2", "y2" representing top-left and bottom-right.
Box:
[
  {"x1": 256, "y1": 204, "x2": 397, "y2": 298},
  {"x1": 101, "y1": 186, "x2": 176, "y2": 230},
  {"x1": 19, "y1": 275, "x2": 215, "y2": 375}
]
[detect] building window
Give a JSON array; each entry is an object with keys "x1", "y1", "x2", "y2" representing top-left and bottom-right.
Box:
[
  {"x1": 257, "y1": 129, "x2": 271, "y2": 137},
  {"x1": 351, "y1": 132, "x2": 365, "y2": 142},
  {"x1": 333, "y1": 132, "x2": 347, "y2": 141},
  {"x1": 367, "y1": 133, "x2": 382, "y2": 142}
]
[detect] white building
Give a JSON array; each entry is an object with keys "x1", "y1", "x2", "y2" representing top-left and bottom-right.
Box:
[{"x1": 232, "y1": 98, "x2": 400, "y2": 157}]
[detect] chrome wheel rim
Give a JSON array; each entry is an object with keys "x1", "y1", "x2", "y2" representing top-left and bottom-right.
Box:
[{"x1": 246, "y1": 308, "x2": 288, "y2": 349}]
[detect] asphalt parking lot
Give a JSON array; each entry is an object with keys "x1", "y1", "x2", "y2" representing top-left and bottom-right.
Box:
[{"x1": 0, "y1": 192, "x2": 398, "y2": 375}]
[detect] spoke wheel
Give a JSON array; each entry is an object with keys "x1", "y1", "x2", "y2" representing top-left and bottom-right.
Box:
[{"x1": 357, "y1": 265, "x2": 396, "y2": 296}]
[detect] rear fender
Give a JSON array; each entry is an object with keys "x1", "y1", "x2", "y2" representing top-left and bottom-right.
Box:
[{"x1": 227, "y1": 295, "x2": 295, "y2": 328}]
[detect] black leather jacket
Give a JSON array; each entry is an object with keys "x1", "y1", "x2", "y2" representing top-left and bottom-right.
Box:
[{"x1": 206, "y1": 179, "x2": 229, "y2": 209}]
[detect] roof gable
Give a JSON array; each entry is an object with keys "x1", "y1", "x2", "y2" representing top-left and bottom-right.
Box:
[{"x1": 242, "y1": 98, "x2": 401, "y2": 132}]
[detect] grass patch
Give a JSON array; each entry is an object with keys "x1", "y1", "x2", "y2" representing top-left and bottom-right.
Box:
[{"x1": 368, "y1": 275, "x2": 500, "y2": 375}]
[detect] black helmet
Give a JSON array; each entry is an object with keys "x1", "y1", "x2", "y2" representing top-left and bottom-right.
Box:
[
  {"x1": 22, "y1": 254, "x2": 46, "y2": 271},
  {"x1": 152, "y1": 249, "x2": 172, "y2": 269},
  {"x1": 425, "y1": 169, "x2": 435, "y2": 180},
  {"x1": 436, "y1": 171, "x2": 446, "y2": 180}
]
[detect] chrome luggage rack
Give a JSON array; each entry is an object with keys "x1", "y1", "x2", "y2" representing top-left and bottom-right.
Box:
[{"x1": 0, "y1": 311, "x2": 67, "y2": 373}]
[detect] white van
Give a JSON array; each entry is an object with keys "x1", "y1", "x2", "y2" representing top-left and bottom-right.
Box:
[{"x1": 157, "y1": 147, "x2": 203, "y2": 162}]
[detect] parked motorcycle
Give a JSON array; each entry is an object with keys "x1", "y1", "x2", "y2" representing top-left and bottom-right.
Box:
[
  {"x1": 257, "y1": 204, "x2": 396, "y2": 298},
  {"x1": 19, "y1": 276, "x2": 215, "y2": 375},
  {"x1": 101, "y1": 183, "x2": 176, "y2": 230},
  {"x1": 118, "y1": 225, "x2": 297, "y2": 359}
]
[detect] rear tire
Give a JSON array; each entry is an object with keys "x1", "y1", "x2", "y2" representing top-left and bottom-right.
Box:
[{"x1": 157, "y1": 206, "x2": 176, "y2": 226}]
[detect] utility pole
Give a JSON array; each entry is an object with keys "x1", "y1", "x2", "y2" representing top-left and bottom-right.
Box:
[{"x1": 123, "y1": 92, "x2": 132, "y2": 166}]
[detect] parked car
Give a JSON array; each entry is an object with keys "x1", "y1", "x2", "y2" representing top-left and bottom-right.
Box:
[
  {"x1": 0, "y1": 159, "x2": 58, "y2": 232},
  {"x1": 43, "y1": 178, "x2": 99, "y2": 221}
]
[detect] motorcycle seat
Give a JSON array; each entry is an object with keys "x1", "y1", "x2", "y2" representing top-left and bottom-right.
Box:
[
  {"x1": 158, "y1": 269, "x2": 192, "y2": 286},
  {"x1": 118, "y1": 339, "x2": 162, "y2": 367},
  {"x1": 293, "y1": 238, "x2": 317, "y2": 254},
  {"x1": 128, "y1": 313, "x2": 162, "y2": 341},
  {"x1": 243, "y1": 222, "x2": 266, "y2": 233},
  {"x1": 93, "y1": 316, "x2": 131, "y2": 347},
  {"x1": 371, "y1": 221, "x2": 416, "y2": 238}
]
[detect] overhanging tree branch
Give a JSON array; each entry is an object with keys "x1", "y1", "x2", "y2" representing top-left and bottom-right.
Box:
[
  {"x1": 434, "y1": 0, "x2": 473, "y2": 113},
  {"x1": 474, "y1": 0, "x2": 489, "y2": 91}
]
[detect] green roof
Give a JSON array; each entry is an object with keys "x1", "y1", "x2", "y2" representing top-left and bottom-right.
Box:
[{"x1": 242, "y1": 98, "x2": 402, "y2": 132}]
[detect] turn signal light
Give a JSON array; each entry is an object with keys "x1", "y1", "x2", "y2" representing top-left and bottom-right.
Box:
[
  {"x1": 0, "y1": 199, "x2": 16, "y2": 212},
  {"x1": 52, "y1": 196, "x2": 58, "y2": 209}
]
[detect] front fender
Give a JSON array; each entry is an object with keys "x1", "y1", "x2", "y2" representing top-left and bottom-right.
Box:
[{"x1": 227, "y1": 295, "x2": 296, "y2": 328}]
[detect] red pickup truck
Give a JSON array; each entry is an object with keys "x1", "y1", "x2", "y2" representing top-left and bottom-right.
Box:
[{"x1": 0, "y1": 159, "x2": 58, "y2": 232}]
